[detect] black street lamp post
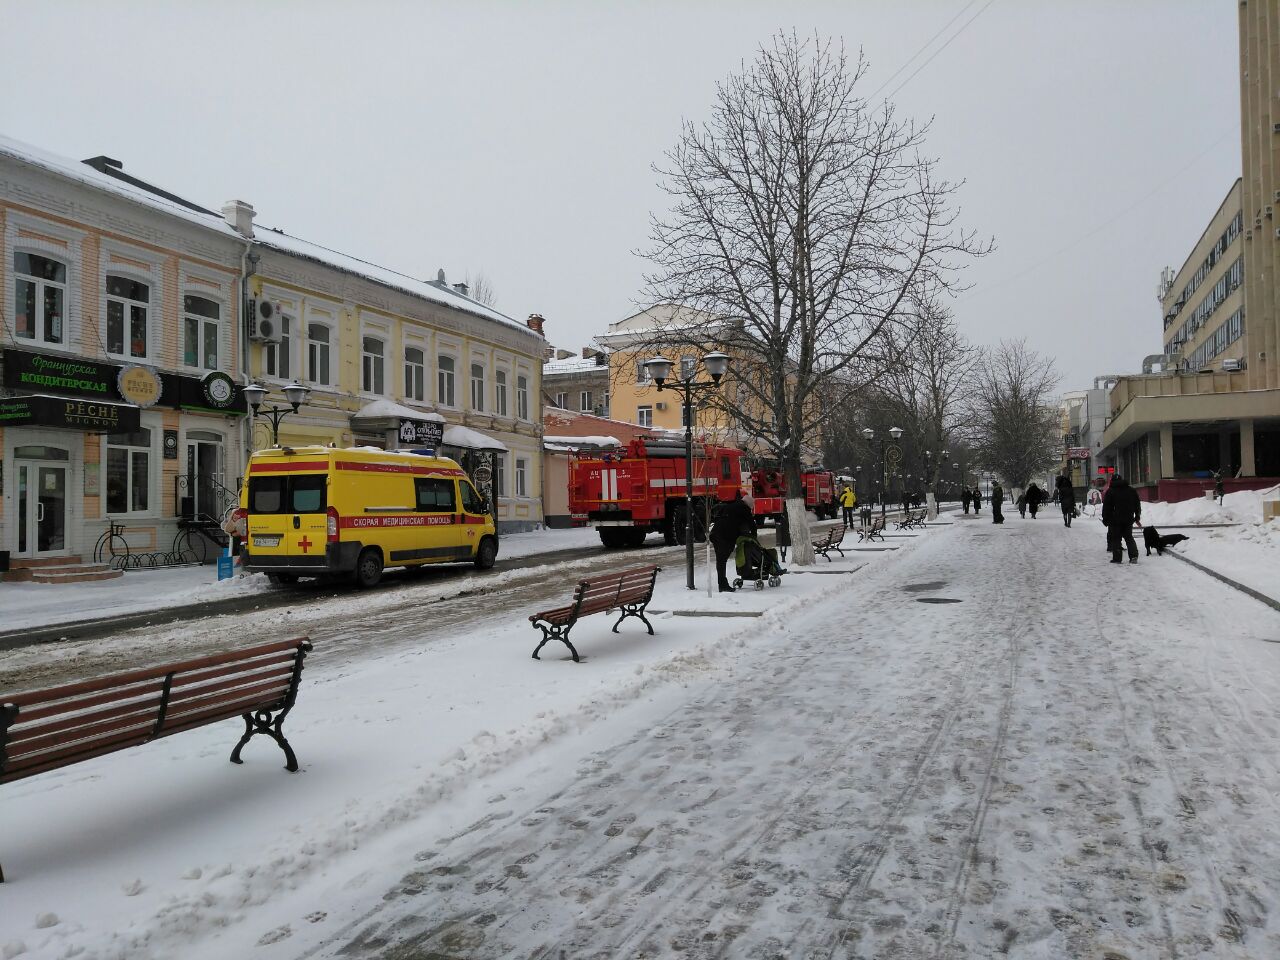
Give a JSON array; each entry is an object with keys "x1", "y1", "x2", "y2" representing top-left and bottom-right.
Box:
[
  {"x1": 243, "y1": 381, "x2": 311, "y2": 447},
  {"x1": 862, "y1": 426, "x2": 903, "y2": 521},
  {"x1": 644, "y1": 351, "x2": 730, "y2": 590}
]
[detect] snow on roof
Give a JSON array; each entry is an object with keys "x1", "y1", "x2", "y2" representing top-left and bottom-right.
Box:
[
  {"x1": 254, "y1": 227, "x2": 535, "y2": 337},
  {"x1": 442, "y1": 424, "x2": 508, "y2": 451},
  {"x1": 352, "y1": 399, "x2": 445, "y2": 422},
  {"x1": 544, "y1": 435, "x2": 621, "y2": 448},
  {"x1": 543, "y1": 356, "x2": 607, "y2": 375},
  {"x1": 0, "y1": 134, "x2": 239, "y2": 238}
]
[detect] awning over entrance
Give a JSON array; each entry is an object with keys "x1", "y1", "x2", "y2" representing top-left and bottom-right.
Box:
[
  {"x1": 0, "y1": 394, "x2": 140, "y2": 433},
  {"x1": 442, "y1": 424, "x2": 508, "y2": 452},
  {"x1": 350, "y1": 399, "x2": 445, "y2": 449}
]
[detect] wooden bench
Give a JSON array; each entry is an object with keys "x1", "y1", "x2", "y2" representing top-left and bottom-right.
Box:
[
  {"x1": 895, "y1": 509, "x2": 927, "y2": 530},
  {"x1": 812, "y1": 526, "x2": 845, "y2": 561},
  {"x1": 530, "y1": 565, "x2": 661, "y2": 662},
  {"x1": 0, "y1": 637, "x2": 313, "y2": 882},
  {"x1": 858, "y1": 517, "x2": 886, "y2": 542}
]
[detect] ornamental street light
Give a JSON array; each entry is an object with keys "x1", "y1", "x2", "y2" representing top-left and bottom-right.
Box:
[
  {"x1": 862, "y1": 425, "x2": 903, "y2": 521},
  {"x1": 244, "y1": 381, "x2": 311, "y2": 447},
  {"x1": 645, "y1": 351, "x2": 730, "y2": 590}
]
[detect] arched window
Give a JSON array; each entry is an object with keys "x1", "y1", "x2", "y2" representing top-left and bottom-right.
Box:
[
  {"x1": 183, "y1": 295, "x2": 220, "y2": 370},
  {"x1": 14, "y1": 252, "x2": 67, "y2": 346},
  {"x1": 362, "y1": 336, "x2": 386, "y2": 394},
  {"x1": 470, "y1": 362, "x2": 485, "y2": 412},
  {"x1": 438, "y1": 354, "x2": 456, "y2": 407},
  {"x1": 495, "y1": 369, "x2": 509, "y2": 416},
  {"x1": 106, "y1": 274, "x2": 150, "y2": 359},
  {"x1": 404, "y1": 346, "x2": 425, "y2": 401},
  {"x1": 308, "y1": 323, "x2": 331, "y2": 386}
]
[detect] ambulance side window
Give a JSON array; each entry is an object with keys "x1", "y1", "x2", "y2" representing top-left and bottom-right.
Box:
[
  {"x1": 459, "y1": 480, "x2": 486, "y2": 514},
  {"x1": 415, "y1": 478, "x2": 456, "y2": 512}
]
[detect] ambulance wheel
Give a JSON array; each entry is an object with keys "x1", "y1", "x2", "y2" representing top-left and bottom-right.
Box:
[
  {"x1": 474, "y1": 536, "x2": 498, "y2": 570},
  {"x1": 353, "y1": 548, "x2": 383, "y2": 589},
  {"x1": 266, "y1": 573, "x2": 297, "y2": 585}
]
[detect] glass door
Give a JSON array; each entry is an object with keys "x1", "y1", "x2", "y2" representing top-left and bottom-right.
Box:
[
  {"x1": 15, "y1": 458, "x2": 68, "y2": 557},
  {"x1": 186, "y1": 433, "x2": 225, "y2": 520}
]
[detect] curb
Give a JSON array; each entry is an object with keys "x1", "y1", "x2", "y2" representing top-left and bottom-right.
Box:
[{"x1": 1167, "y1": 551, "x2": 1280, "y2": 614}]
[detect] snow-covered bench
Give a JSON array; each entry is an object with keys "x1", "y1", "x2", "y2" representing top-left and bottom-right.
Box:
[
  {"x1": 0, "y1": 636, "x2": 313, "y2": 882},
  {"x1": 812, "y1": 526, "x2": 846, "y2": 561},
  {"x1": 529, "y1": 565, "x2": 661, "y2": 663}
]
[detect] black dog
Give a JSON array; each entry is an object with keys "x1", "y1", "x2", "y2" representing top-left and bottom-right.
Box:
[{"x1": 1143, "y1": 525, "x2": 1190, "y2": 556}]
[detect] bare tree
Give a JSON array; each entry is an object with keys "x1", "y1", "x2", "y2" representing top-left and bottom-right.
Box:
[
  {"x1": 970, "y1": 339, "x2": 1060, "y2": 490},
  {"x1": 641, "y1": 32, "x2": 988, "y2": 562},
  {"x1": 464, "y1": 272, "x2": 498, "y2": 307}
]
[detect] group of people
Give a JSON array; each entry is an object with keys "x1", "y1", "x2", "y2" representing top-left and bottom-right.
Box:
[{"x1": 960, "y1": 487, "x2": 984, "y2": 514}]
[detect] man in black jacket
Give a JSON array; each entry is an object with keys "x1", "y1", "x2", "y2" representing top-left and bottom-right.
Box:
[
  {"x1": 1055, "y1": 474, "x2": 1076, "y2": 527},
  {"x1": 1102, "y1": 475, "x2": 1142, "y2": 564},
  {"x1": 710, "y1": 491, "x2": 755, "y2": 592}
]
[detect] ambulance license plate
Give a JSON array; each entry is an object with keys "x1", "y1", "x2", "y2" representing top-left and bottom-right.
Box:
[{"x1": 254, "y1": 535, "x2": 282, "y2": 548}]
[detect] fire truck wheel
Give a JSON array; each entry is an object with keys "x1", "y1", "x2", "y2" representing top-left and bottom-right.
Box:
[
  {"x1": 662, "y1": 518, "x2": 678, "y2": 545},
  {"x1": 625, "y1": 528, "x2": 648, "y2": 548},
  {"x1": 599, "y1": 528, "x2": 626, "y2": 549}
]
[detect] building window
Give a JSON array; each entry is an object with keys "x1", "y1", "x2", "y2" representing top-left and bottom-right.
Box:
[
  {"x1": 554, "y1": 392, "x2": 567, "y2": 409},
  {"x1": 106, "y1": 274, "x2": 150, "y2": 359},
  {"x1": 106, "y1": 427, "x2": 151, "y2": 515},
  {"x1": 404, "y1": 346, "x2": 425, "y2": 402},
  {"x1": 438, "y1": 355, "x2": 456, "y2": 407},
  {"x1": 580, "y1": 390, "x2": 592, "y2": 412},
  {"x1": 362, "y1": 336, "x2": 386, "y2": 394},
  {"x1": 635, "y1": 360, "x2": 651, "y2": 384},
  {"x1": 14, "y1": 252, "x2": 66, "y2": 346},
  {"x1": 471, "y1": 362, "x2": 485, "y2": 412},
  {"x1": 307, "y1": 323, "x2": 331, "y2": 385},
  {"x1": 266, "y1": 315, "x2": 292, "y2": 379},
  {"x1": 637, "y1": 405, "x2": 653, "y2": 427},
  {"x1": 495, "y1": 370, "x2": 509, "y2": 416},
  {"x1": 494, "y1": 453, "x2": 506, "y2": 497},
  {"x1": 602, "y1": 390, "x2": 610, "y2": 417},
  {"x1": 183, "y1": 295, "x2": 220, "y2": 370},
  {"x1": 516, "y1": 374, "x2": 529, "y2": 420},
  {"x1": 515, "y1": 456, "x2": 528, "y2": 497}
]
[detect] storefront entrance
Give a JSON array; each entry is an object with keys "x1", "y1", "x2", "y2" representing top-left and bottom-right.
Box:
[
  {"x1": 185, "y1": 431, "x2": 226, "y2": 521},
  {"x1": 14, "y1": 445, "x2": 71, "y2": 557}
]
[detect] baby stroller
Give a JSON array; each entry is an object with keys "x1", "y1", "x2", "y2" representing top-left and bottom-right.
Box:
[{"x1": 733, "y1": 535, "x2": 785, "y2": 590}]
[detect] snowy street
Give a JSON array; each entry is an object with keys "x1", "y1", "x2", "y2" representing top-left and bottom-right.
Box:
[{"x1": 7, "y1": 513, "x2": 1280, "y2": 959}]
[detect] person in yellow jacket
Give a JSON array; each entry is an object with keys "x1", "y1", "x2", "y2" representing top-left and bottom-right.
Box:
[{"x1": 838, "y1": 484, "x2": 857, "y2": 527}]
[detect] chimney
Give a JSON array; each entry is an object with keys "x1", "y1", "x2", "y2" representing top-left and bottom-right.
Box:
[
  {"x1": 582, "y1": 346, "x2": 600, "y2": 360},
  {"x1": 221, "y1": 200, "x2": 256, "y2": 238},
  {"x1": 556, "y1": 349, "x2": 574, "y2": 360},
  {"x1": 452, "y1": 282, "x2": 469, "y2": 297},
  {"x1": 527, "y1": 313, "x2": 545, "y2": 335},
  {"x1": 543, "y1": 346, "x2": 555, "y2": 361}
]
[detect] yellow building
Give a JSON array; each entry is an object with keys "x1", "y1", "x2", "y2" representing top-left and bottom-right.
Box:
[{"x1": 236, "y1": 217, "x2": 548, "y2": 533}]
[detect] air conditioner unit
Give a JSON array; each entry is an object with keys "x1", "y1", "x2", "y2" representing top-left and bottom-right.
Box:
[
  {"x1": 1222, "y1": 358, "x2": 1243, "y2": 371},
  {"x1": 248, "y1": 299, "x2": 283, "y2": 343},
  {"x1": 655, "y1": 401, "x2": 667, "y2": 411}
]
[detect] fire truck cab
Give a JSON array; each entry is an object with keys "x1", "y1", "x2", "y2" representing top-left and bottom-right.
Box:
[{"x1": 569, "y1": 438, "x2": 749, "y2": 548}]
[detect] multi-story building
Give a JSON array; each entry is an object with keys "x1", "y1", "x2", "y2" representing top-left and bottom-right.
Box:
[
  {"x1": 543, "y1": 345, "x2": 610, "y2": 417},
  {"x1": 1, "y1": 137, "x2": 250, "y2": 574},
  {"x1": 239, "y1": 216, "x2": 547, "y2": 532},
  {"x1": 1100, "y1": 7, "x2": 1280, "y2": 500}
]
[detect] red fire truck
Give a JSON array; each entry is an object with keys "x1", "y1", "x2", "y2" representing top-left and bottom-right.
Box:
[
  {"x1": 569, "y1": 438, "x2": 750, "y2": 547},
  {"x1": 749, "y1": 467, "x2": 839, "y2": 520}
]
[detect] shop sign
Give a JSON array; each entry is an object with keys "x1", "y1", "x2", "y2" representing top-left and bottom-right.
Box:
[
  {"x1": 174, "y1": 370, "x2": 246, "y2": 414},
  {"x1": 117, "y1": 365, "x2": 163, "y2": 408},
  {"x1": 0, "y1": 395, "x2": 140, "y2": 433},
  {"x1": 398, "y1": 418, "x2": 444, "y2": 448},
  {"x1": 3, "y1": 349, "x2": 116, "y2": 399},
  {"x1": 163, "y1": 429, "x2": 179, "y2": 459},
  {"x1": 1066, "y1": 447, "x2": 1090, "y2": 460}
]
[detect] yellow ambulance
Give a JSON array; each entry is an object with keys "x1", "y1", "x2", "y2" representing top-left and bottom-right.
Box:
[{"x1": 235, "y1": 446, "x2": 498, "y2": 588}]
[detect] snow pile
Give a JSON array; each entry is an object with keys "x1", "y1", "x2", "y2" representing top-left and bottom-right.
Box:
[{"x1": 1142, "y1": 483, "x2": 1279, "y2": 526}]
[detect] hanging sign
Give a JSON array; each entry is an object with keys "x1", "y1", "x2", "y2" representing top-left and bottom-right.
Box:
[
  {"x1": 398, "y1": 418, "x2": 444, "y2": 448},
  {"x1": 117, "y1": 365, "x2": 163, "y2": 408}
]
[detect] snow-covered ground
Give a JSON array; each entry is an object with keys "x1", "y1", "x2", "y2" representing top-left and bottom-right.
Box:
[
  {"x1": 6, "y1": 515, "x2": 1280, "y2": 958},
  {"x1": 0, "y1": 525, "x2": 603, "y2": 633},
  {"x1": 1141, "y1": 483, "x2": 1280, "y2": 603}
]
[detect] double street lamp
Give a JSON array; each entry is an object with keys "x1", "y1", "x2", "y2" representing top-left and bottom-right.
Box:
[
  {"x1": 243, "y1": 381, "x2": 311, "y2": 447},
  {"x1": 862, "y1": 425, "x2": 904, "y2": 520},
  {"x1": 644, "y1": 351, "x2": 730, "y2": 590}
]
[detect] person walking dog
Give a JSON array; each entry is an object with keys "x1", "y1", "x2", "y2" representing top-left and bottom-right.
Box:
[{"x1": 1102, "y1": 474, "x2": 1142, "y2": 564}]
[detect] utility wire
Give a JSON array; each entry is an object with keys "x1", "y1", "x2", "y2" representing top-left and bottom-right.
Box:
[
  {"x1": 883, "y1": 0, "x2": 1000, "y2": 103},
  {"x1": 866, "y1": 0, "x2": 982, "y2": 102},
  {"x1": 959, "y1": 125, "x2": 1238, "y2": 303}
]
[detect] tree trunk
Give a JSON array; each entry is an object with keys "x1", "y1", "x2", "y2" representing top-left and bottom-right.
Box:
[{"x1": 783, "y1": 459, "x2": 815, "y2": 565}]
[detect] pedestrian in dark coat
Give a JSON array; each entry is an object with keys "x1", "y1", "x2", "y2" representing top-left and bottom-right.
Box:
[
  {"x1": 991, "y1": 482, "x2": 1005, "y2": 524},
  {"x1": 710, "y1": 491, "x2": 755, "y2": 592},
  {"x1": 1055, "y1": 474, "x2": 1076, "y2": 527},
  {"x1": 775, "y1": 509, "x2": 792, "y2": 563},
  {"x1": 1025, "y1": 482, "x2": 1044, "y2": 518},
  {"x1": 1016, "y1": 491, "x2": 1027, "y2": 519},
  {"x1": 1102, "y1": 475, "x2": 1142, "y2": 563},
  {"x1": 972, "y1": 487, "x2": 982, "y2": 513},
  {"x1": 961, "y1": 488, "x2": 972, "y2": 514}
]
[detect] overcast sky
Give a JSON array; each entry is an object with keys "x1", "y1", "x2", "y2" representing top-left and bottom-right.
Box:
[{"x1": 0, "y1": 0, "x2": 1241, "y2": 390}]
